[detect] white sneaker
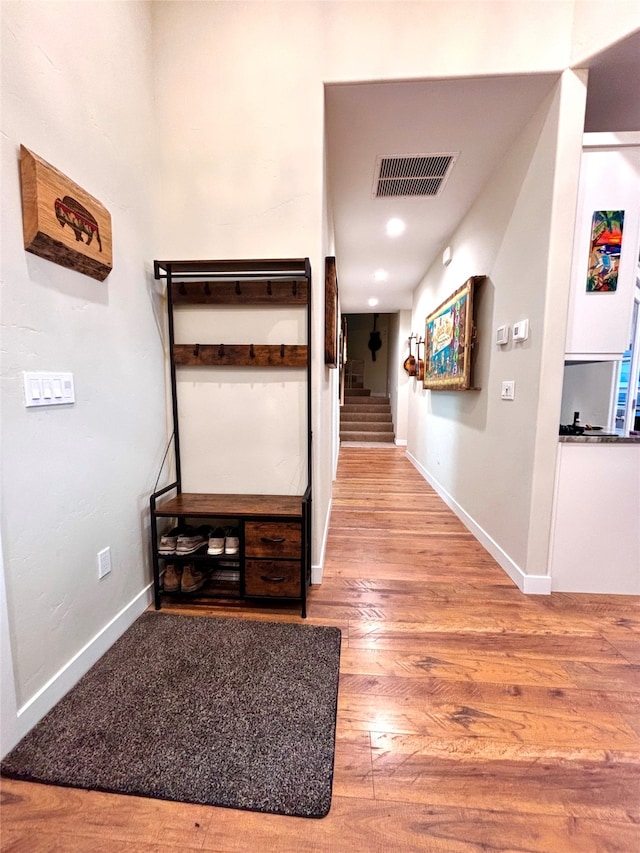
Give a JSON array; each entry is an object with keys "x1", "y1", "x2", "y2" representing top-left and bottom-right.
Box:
[
  {"x1": 207, "y1": 527, "x2": 225, "y2": 556},
  {"x1": 224, "y1": 528, "x2": 240, "y2": 555},
  {"x1": 176, "y1": 527, "x2": 208, "y2": 554},
  {"x1": 158, "y1": 527, "x2": 181, "y2": 555}
]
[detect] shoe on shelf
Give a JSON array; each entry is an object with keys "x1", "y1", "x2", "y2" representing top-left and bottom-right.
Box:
[
  {"x1": 224, "y1": 527, "x2": 240, "y2": 555},
  {"x1": 207, "y1": 527, "x2": 226, "y2": 556},
  {"x1": 176, "y1": 526, "x2": 209, "y2": 555},
  {"x1": 181, "y1": 563, "x2": 206, "y2": 593},
  {"x1": 163, "y1": 563, "x2": 182, "y2": 592},
  {"x1": 158, "y1": 527, "x2": 183, "y2": 555}
]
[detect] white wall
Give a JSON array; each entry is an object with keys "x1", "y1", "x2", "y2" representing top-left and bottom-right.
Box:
[
  {"x1": 407, "y1": 71, "x2": 587, "y2": 590},
  {"x1": 0, "y1": 1, "x2": 165, "y2": 753},
  {"x1": 565, "y1": 142, "x2": 640, "y2": 358},
  {"x1": 560, "y1": 361, "x2": 618, "y2": 428},
  {"x1": 345, "y1": 314, "x2": 390, "y2": 396},
  {"x1": 389, "y1": 311, "x2": 412, "y2": 444},
  {"x1": 150, "y1": 0, "x2": 592, "y2": 574}
]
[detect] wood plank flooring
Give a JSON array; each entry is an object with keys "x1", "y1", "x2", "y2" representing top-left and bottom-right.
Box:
[{"x1": 2, "y1": 447, "x2": 639, "y2": 852}]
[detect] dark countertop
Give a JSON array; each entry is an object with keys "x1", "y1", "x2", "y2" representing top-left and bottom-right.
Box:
[{"x1": 559, "y1": 430, "x2": 640, "y2": 443}]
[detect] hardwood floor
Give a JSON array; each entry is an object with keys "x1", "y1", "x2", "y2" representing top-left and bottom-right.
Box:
[{"x1": 2, "y1": 447, "x2": 639, "y2": 852}]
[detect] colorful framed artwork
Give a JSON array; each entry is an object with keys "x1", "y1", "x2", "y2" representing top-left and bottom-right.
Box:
[
  {"x1": 586, "y1": 210, "x2": 625, "y2": 293},
  {"x1": 423, "y1": 276, "x2": 484, "y2": 391}
]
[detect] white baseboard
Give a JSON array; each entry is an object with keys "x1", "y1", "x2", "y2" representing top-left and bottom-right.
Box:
[
  {"x1": 3, "y1": 584, "x2": 153, "y2": 758},
  {"x1": 311, "y1": 495, "x2": 332, "y2": 585},
  {"x1": 394, "y1": 438, "x2": 407, "y2": 446},
  {"x1": 406, "y1": 452, "x2": 551, "y2": 595}
]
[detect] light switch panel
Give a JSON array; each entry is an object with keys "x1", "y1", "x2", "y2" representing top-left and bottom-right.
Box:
[{"x1": 24, "y1": 372, "x2": 75, "y2": 407}]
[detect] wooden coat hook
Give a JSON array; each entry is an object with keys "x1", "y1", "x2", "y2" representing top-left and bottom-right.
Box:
[
  {"x1": 178, "y1": 283, "x2": 186, "y2": 296},
  {"x1": 193, "y1": 343, "x2": 200, "y2": 357},
  {"x1": 249, "y1": 344, "x2": 255, "y2": 358},
  {"x1": 267, "y1": 281, "x2": 272, "y2": 295},
  {"x1": 204, "y1": 282, "x2": 211, "y2": 296},
  {"x1": 218, "y1": 343, "x2": 225, "y2": 357},
  {"x1": 235, "y1": 281, "x2": 241, "y2": 295},
  {"x1": 280, "y1": 344, "x2": 285, "y2": 358}
]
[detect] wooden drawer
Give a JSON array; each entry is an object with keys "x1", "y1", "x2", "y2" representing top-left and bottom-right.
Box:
[
  {"x1": 244, "y1": 521, "x2": 301, "y2": 558},
  {"x1": 244, "y1": 560, "x2": 300, "y2": 598}
]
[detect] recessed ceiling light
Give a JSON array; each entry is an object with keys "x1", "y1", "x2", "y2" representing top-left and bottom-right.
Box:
[
  {"x1": 374, "y1": 269, "x2": 388, "y2": 282},
  {"x1": 386, "y1": 217, "x2": 405, "y2": 237},
  {"x1": 368, "y1": 297, "x2": 379, "y2": 307}
]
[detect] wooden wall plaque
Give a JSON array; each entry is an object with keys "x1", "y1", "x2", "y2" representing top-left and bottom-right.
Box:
[
  {"x1": 324, "y1": 256, "x2": 338, "y2": 367},
  {"x1": 19, "y1": 145, "x2": 112, "y2": 281}
]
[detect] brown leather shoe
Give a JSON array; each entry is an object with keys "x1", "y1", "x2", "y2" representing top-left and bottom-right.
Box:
[
  {"x1": 181, "y1": 563, "x2": 206, "y2": 593},
  {"x1": 163, "y1": 563, "x2": 181, "y2": 592}
]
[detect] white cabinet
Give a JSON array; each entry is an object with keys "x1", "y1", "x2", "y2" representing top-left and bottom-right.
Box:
[
  {"x1": 565, "y1": 135, "x2": 640, "y2": 360},
  {"x1": 549, "y1": 442, "x2": 640, "y2": 594}
]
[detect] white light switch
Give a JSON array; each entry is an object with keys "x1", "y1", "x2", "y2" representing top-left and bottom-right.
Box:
[
  {"x1": 501, "y1": 380, "x2": 515, "y2": 400},
  {"x1": 24, "y1": 372, "x2": 75, "y2": 407}
]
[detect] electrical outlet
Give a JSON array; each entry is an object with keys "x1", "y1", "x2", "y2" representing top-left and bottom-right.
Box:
[
  {"x1": 97, "y1": 547, "x2": 112, "y2": 579},
  {"x1": 501, "y1": 380, "x2": 515, "y2": 400}
]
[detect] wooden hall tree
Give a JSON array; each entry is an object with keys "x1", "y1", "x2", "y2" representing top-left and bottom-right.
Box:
[{"x1": 150, "y1": 259, "x2": 312, "y2": 616}]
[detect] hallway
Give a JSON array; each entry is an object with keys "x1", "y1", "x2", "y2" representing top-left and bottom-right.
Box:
[{"x1": 2, "y1": 448, "x2": 639, "y2": 851}]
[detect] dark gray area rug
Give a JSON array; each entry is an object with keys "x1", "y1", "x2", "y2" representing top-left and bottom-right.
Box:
[{"x1": 1, "y1": 612, "x2": 341, "y2": 818}]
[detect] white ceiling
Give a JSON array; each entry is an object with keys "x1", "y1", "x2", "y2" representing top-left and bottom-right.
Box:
[{"x1": 325, "y1": 31, "x2": 640, "y2": 314}]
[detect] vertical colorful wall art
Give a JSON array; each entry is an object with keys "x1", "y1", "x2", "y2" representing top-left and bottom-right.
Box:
[
  {"x1": 586, "y1": 210, "x2": 625, "y2": 293},
  {"x1": 423, "y1": 276, "x2": 485, "y2": 390}
]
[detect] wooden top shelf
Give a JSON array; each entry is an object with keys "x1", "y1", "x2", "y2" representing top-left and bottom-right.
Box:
[
  {"x1": 154, "y1": 258, "x2": 310, "y2": 278},
  {"x1": 153, "y1": 493, "x2": 306, "y2": 519}
]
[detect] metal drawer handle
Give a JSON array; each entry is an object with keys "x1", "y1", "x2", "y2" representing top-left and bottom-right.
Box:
[
  {"x1": 261, "y1": 536, "x2": 286, "y2": 544},
  {"x1": 260, "y1": 575, "x2": 286, "y2": 583}
]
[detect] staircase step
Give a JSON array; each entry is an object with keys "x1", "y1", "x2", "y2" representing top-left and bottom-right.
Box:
[
  {"x1": 341, "y1": 402, "x2": 391, "y2": 412},
  {"x1": 340, "y1": 422, "x2": 393, "y2": 434},
  {"x1": 341, "y1": 412, "x2": 392, "y2": 424},
  {"x1": 341, "y1": 387, "x2": 395, "y2": 442},
  {"x1": 340, "y1": 430, "x2": 395, "y2": 442},
  {"x1": 344, "y1": 395, "x2": 389, "y2": 405}
]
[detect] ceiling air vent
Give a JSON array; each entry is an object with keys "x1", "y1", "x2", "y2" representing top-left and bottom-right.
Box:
[{"x1": 373, "y1": 153, "x2": 458, "y2": 198}]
